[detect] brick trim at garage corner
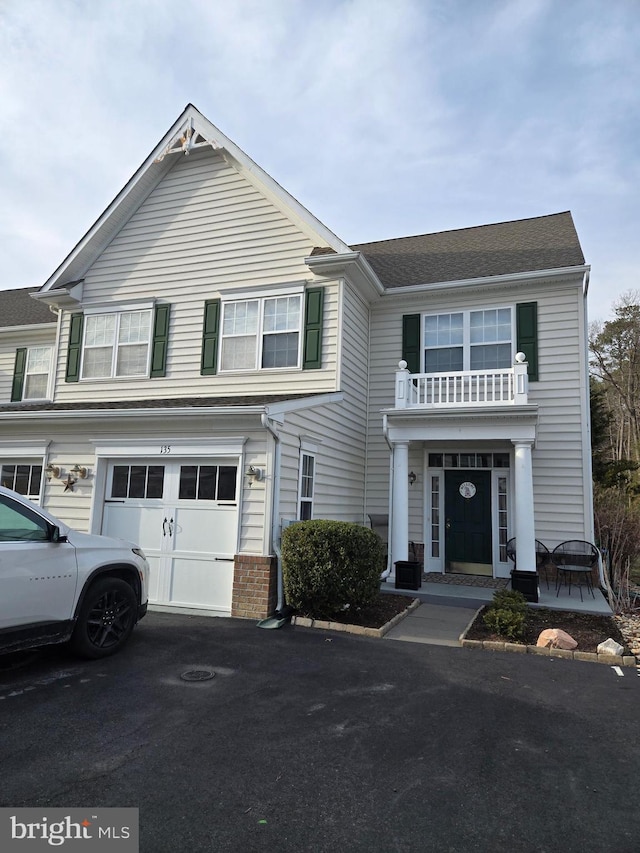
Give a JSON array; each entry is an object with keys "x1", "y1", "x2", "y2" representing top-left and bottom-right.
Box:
[
  {"x1": 292, "y1": 597, "x2": 421, "y2": 638},
  {"x1": 0, "y1": 808, "x2": 138, "y2": 851},
  {"x1": 459, "y1": 607, "x2": 638, "y2": 666}
]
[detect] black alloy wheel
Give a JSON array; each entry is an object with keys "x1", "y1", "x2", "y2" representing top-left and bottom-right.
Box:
[{"x1": 70, "y1": 577, "x2": 137, "y2": 659}]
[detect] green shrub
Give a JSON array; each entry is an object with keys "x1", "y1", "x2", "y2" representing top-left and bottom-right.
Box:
[
  {"x1": 282, "y1": 520, "x2": 383, "y2": 619},
  {"x1": 491, "y1": 588, "x2": 527, "y2": 613},
  {"x1": 483, "y1": 606, "x2": 526, "y2": 640}
]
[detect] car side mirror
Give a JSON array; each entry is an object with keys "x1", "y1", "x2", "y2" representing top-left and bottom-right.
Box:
[{"x1": 50, "y1": 525, "x2": 68, "y2": 544}]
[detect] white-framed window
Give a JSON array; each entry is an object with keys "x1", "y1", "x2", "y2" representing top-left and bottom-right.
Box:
[
  {"x1": 221, "y1": 295, "x2": 302, "y2": 371},
  {"x1": 1, "y1": 464, "x2": 43, "y2": 499},
  {"x1": 81, "y1": 310, "x2": 152, "y2": 379},
  {"x1": 423, "y1": 308, "x2": 512, "y2": 373},
  {"x1": 298, "y1": 452, "x2": 315, "y2": 520},
  {"x1": 23, "y1": 346, "x2": 53, "y2": 400}
]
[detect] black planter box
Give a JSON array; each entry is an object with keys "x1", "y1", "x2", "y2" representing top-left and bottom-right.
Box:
[
  {"x1": 395, "y1": 561, "x2": 423, "y2": 591},
  {"x1": 510, "y1": 569, "x2": 539, "y2": 602}
]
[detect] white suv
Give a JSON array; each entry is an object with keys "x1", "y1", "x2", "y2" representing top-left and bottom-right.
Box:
[{"x1": 0, "y1": 485, "x2": 148, "y2": 659}]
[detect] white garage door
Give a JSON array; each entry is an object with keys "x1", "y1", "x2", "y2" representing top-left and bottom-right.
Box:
[{"x1": 102, "y1": 459, "x2": 239, "y2": 615}]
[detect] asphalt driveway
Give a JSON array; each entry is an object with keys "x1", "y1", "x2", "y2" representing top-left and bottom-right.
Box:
[{"x1": 1, "y1": 611, "x2": 639, "y2": 852}]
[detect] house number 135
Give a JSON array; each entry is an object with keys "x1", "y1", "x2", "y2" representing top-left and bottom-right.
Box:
[{"x1": 160, "y1": 445, "x2": 172, "y2": 454}]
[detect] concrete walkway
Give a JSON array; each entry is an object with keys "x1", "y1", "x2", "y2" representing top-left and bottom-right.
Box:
[{"x1": 380, "y1": 578, "x2": 613, "y2": 647}]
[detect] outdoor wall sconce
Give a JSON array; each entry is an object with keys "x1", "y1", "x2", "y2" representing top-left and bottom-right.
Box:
[
  {"x1": 45, "y1": 463, "x2": 61, "y2": 481},
  {"x1": 70, "y1": 464, "x2": 88, "y2": 479},
  {"x1": 408, "y1": 471, "x2": 417, "y2": 486},
  {"x1": 246, "y1": 465, "x2": 264, "y2": 483}
]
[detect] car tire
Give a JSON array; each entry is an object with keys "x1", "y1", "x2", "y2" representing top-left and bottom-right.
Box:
[{"x1": 70, "y1": 577, "x2": 138, "y2": 659}]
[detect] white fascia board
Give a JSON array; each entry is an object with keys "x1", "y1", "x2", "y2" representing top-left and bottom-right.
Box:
[
  {"x1": 379, "y1": 265, "x2": 590, "y2": 298},
  {"x1": 0, "y1": 405, "x2": 268, "y2": 422},
  {"x1": 32, "y1": 281, "x2": 84, "y2": 307},
  {"x1": 305, "y1": 252, "x2": 384, "y2": 301},
  {"x1": 1, "y1": 323, "x2": 56, "y2": 335},
  {"x1": 266, "y1": 392, "x2": 344, "y2": 417},
  {"x1": 0, "y1": 394, "x2": 344, "y2": 424},
  {"x1": 0, "y1": 440, "x2": 51, "y2": 457}
]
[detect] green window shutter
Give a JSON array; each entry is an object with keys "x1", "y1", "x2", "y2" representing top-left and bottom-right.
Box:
[
  {"x1": 303, "y1": 287, "x2": 324, "y2": 370},
  {"x1": 516, "y1": 302, "x2": 538, "y2": 382},
  {"x1": 402, "y1": 314, "x2": 421, "y2": 373},
  {"x1": 201, "y1": 299, "x2": 220, "y2": 375},
  {"x1": 150, "y1": 304, "x2": 171, "y2": 377},
  {"x1": 11, "y1": 348, "x2": 27, "y2": 401},
  {"x1": 65, "y1": 313, "x2": 84, "y2": 383}
]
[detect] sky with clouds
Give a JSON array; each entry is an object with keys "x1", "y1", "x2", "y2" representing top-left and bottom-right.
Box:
[{"x1": 1, "y1": 0, "x2": 638, "y2": 321}]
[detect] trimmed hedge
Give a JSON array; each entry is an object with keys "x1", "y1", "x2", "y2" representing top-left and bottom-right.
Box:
[{"x1": 282, "y1": 520, "x2": 384, "y2": 619}]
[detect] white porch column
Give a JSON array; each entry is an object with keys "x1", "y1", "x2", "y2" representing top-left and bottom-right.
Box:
[
  {"x1": 512, "y1": 439, "x2": 536, "y2": 572},
  {"x1": 390, "y1": 440, "x2": 410, "y2": 569}
]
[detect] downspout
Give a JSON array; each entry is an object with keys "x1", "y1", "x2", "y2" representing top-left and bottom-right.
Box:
[{"x1": 261, "y1": 412, "x2": 284, "y2": 612}]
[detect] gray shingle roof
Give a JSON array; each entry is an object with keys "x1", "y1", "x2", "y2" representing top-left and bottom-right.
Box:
[
  {"x1": 0, "y1": 287, "x2": 56, "y2": 327},
  {"x1": 0, "y1": 393, "x2": 319, "y2": 414},
  {"x1": 350, "y1": 212, "x2": 585, "y2": 288}
]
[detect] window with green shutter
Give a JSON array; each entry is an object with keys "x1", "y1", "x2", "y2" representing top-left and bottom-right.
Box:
[
  {"x1": 65, "y1": 313, "x2": 84, "y2": 382},
  {"x1": 201, "y1": 299, "x2": 220, "y2": 375},
  {"x1": 150, "y1": 304, "x2": 171, "y2": 377},
  {"x1": 516, "y1": 302, "x2": 538, "y2": 381},
  {"x1": 303, "y1": 287, "x2": 324, "y2": 370},
  {"x1": 402, "y1": 314, "x2": 421, "y2": 373},
  {"x1": 11, "y1": 348, "x2": 26, "y2": 401}
]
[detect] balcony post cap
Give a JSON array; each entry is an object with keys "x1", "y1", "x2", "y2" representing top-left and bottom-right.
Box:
[
  {"x1": 398, "y1": 359, "x2": 408, "y2": 370},
  {"x1": 515, "y1": 352, "x2": 527, "y2": 364}
]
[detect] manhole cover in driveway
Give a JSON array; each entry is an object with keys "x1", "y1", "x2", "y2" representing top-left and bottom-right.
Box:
[{"x1": 180, "y1": 669, "x2": 216, "y2": 682}]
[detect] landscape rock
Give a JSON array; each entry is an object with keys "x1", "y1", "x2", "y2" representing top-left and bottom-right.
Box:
[
  {"x1": 597, "y1": 637, "x2": 624, "y2": 656},
  {"x1": 537, "y1": 628, "x2": 578, "y2": 650}
]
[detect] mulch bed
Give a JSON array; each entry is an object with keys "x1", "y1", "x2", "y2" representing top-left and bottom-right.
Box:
[
  {"x1": 296, "y1": 593, "x2": 416, "y2": 629},
  {"x1": 465, "y1": 605, "x2": 631, "y2": 654}
]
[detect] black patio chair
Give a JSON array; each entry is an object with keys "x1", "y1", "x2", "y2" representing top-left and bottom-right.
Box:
[
  {"x1": 506, "y1": 538, "x2": 551, "y2": 588},
  {"x1": 551, "y1": 540, "x2": 599, "y2": 602}
]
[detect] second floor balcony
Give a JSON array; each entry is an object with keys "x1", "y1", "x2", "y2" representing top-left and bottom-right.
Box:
[{"x1": 393, "y1": 354, "x2": 529, "y2": 410}]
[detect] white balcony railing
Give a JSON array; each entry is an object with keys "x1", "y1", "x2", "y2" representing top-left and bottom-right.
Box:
[{"x1": 394, "y1": 356, "x2": 529, "y2": 409}]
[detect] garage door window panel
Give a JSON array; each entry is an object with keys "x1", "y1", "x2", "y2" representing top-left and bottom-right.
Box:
[
  {"x1": 111, "y1": 465, "x2": 164, "y2": 499},
  {"x1": 179, "y1": 465, "x2": 237, "y2": 502},
  {"x1": 1, "y1": 464, "x2": 42, "y2": 498}
]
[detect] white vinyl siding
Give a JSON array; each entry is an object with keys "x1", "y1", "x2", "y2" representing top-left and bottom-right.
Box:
[
  {"x1": 277, "y1": 281, "x2": 370, "y2": 527},
  {"x1": 366, "y1": 278, "x2": 591, "y2": 548},
  {"x1": 53, "y1": 149, "x2": 339, "y2": 402}
]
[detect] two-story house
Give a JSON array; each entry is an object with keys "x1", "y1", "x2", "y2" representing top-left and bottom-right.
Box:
[{"x1": 0, "y1": 104, "x2": 593, "y2": 619}]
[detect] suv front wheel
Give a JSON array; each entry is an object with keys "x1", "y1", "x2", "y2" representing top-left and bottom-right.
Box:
[{"x1": 70, "y1": 577, "x2": 138, "y2": 659}]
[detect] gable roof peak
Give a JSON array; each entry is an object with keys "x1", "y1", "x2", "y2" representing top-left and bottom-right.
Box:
[{"x1": 40, "y1": 105, "x2": 349, "y2": 292}]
